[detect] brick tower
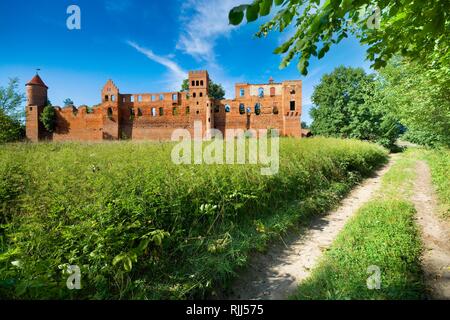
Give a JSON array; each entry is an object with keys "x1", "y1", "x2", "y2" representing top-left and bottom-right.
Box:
[
  {"x1": 101, "y1": 79, "x2": 120, "y2": 140},
  {"x1": 188, "y1": 70, "x2": 213, "y2": 136},
  {"x1": 25, "y1": 73, "x2": 49, "y2": 141}
]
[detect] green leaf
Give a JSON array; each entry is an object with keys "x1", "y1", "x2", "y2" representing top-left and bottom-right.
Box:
[
  {"x1": 246, "y1": 4, "x2": 260, "y2": 22},
  {"x1": 229, "y1": 5, "x2": 248, "y2": 25},
  {"x1": 259, "y1": 0, "x2": 273, "y2": 17},
  {"x1": 123, "y1": 257, "x2": 132, "y2": 272}
]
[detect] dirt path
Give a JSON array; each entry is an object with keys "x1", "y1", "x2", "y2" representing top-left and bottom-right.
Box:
[
  {"x1": 412, "y1": 161, "x2": 450, "y2": 299},
  {"x1": 223, "y1": 156, "x2": 398, "y2": 300}
]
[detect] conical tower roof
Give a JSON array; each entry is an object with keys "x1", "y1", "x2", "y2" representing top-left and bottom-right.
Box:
[{"x1": 26, "y1": 74, "x2": 48, "y2": 89}]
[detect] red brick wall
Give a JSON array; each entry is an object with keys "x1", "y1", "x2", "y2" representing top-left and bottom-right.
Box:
[
  {"x1": 26, "y1": 72, "x2": 302, "y2": 142},
  {"x1": 52, "y1": 107, "x2": 103, "y2": 141}
]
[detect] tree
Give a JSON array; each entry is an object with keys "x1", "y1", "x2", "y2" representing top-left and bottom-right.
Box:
[
  {"x1": 63, "y1": 98, "x2": 74, "y2": 107},
  {"x1": 377, "y1": 58, "x2": 450, "y2": 147},
  {"x1": 180, "y1": 79, "x2": 226, "y2": 100},
  {"x1": 301, "y1": 121, "x2": 309, "y2": 129},
  {"x1": 0, "y1": 110, "x2": 24, "y2": 143},
  {"x1": 229, "y1": 0, "x2": 449, "y2": 75},
  {"x1": 181, "y1": 79, "x2": 189, "y2": 92},
  {"x1": 0, "y1": 78, "x2": 25, "y2": 121},
  {"x1": 310, "y1": 66, "x2": 400, "y2": 148},
  {"x1": 0, "y1": 78, "x2": 25, "y2": 142},
  {"x1": 40, "y1": 105, "x2": 56, "y2": 133}
]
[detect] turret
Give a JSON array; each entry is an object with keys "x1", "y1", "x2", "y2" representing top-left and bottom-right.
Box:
[
  {"x1": 26, "y1": 74, "x2": 48, "y2": 107},
  {"x1": 25, "y1": 73, "x2": 49, "y2": 142}
]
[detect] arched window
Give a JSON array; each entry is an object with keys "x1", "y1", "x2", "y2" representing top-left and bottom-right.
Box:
[
  {"x1": 159, "y1": 107, "x2": 164, "y2": 116},
  {"x1": 172, "y1": 94, "x2": 178, "y2": 101},
  {"x1": 199, "y1": 92, "x2": 203, "y2": 97},
  {"x1": 258, "y1": 87, "x2": 264, "y2": 98},
  {"x1": 273, "y1": 105, "x2": 279, "y2": 114},
  {"x1": 193, "y1": 92, "x2": 197, "y2": 98},
  {"x1": 151, "y1": 107, "x2": 157, "y2": 117},
  {"x1": 192, "y1": 80, "x2": 195, "y2": 86},
  {"x1": 239, "y1": 103, "x2": 245, "y2": 115},
  {"x1": 225, "y1": 104, "x2": 231, "y2": 113},
  {"x1": 151, "y1": 95, "x2": 155, "y2": 102},
  {"x1": 104, "y1": 95, "x2": 109, "y2": 102},
  {"x1": 290, "y1": 101, "x2": 296, "y2": 111},
  {"x1": 129, "y1": 108, "x2": 135, "y2": 120},
  {"x1": 200, "y1": 80, "x2": 204, "y2": 86},
  {"x1": 186, "y1": 106, "x2": 190, "y2": 114},
  {"x1": 270, "y1": 87, "x2": 276, "y2": 96},
  {"x1": 111, "y1": 95, "x2": 116, "y2": 102},
  {"x1": 137, "y1": 108, "x2": 143, "y2": 117},
  {"x1": 107, "y1": 107, "x2": 113, "y2": 119},
  {"x1": 255, "y1": 103, "x2": 261, "y2": 115},
  {"x1": 160, "y1": 94, "x2": 164, "y2": 101},
  {"x1": 172, "y1": 107, "x2": 178, "y2": 115},
  {"x1": 214, "y1": 105, "x2": 220, "y2": 113},
  {"x1": 240, "y1": 88, "x2": 245, "y2": 97},
  {"x1": 196, "y1": 80, "x2": 199, "y2": 86}
]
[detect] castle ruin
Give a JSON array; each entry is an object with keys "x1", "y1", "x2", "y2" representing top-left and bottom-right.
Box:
[{"x1": 25, "y1": 70, "x2": 302, "y2": 141}]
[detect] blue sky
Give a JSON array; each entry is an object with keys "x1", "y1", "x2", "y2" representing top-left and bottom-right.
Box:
[{"x1": 0, "y1": 0, "x2": 372, "y2": 124}]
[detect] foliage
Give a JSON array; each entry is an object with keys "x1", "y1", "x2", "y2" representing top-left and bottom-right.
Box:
[
  {"x1": 293, "y1": 149, "x2": 425, "y2": 300},
  {"x1": 310, "y1": 66, "x2": 400, "y2": 149},
  {"x1": 40, "y1": 105, "x2": 56, "y2": 133},
  {"x1": 301, "y1": 121, "x2": 309, "y2": 129},
  {"x1": 181, "y1": 79, "x2": 226, "y2": 100},
  {"x1": 63, "y1": 98, "x2": 74, "y2": 107},
  {"x1": 0, "y1": 138, "x2": 387, "y2": 299},
  {"x1": 208, "y1": 82, "x2": 226, "y2": 100},
  {"x1": 0, "y1": 110, "x2": 25, "y2": 143},
  {"x1": 426, "y1": 149, "x2": 450, "y2": 219},
  {"x1": 378, "y1": 58, "x2": 450, "y2": 148},
  {"x1": 0, "y1": 78, "x2": 25, "y2": 120},
  {"x1": 0, "y1": 78, "x2": 25, "y2": 143},
  {"x1": 229, "y1": 0, "x2": 449, "y2": 75}
]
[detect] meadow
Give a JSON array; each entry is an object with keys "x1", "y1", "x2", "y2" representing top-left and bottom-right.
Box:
[
  {"x1": 0, "y1": 137, "x2": 388, "y2": 299},
  {"x1": 425, "y1": 149, "x2": 450, "y2": 219},
  {"x1": 293, "y1": 149, "x2": 425, "y2": 300},
  {"x1": 292, "y1": 147, "x2": 450, "y2": 300}
]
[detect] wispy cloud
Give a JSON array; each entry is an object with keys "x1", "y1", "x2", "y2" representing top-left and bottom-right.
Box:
[
  {"x1": 176, "y1": 0, "x2": 243, "y2": 64},
  {"x1": 127, "y1": 41, "x2": 187, "y2": 89},
  {"x1": 175, "y1": 0, "x2": 247, "y2": 98}
]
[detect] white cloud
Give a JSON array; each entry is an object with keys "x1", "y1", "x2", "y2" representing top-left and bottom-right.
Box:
[
  {"x1": 176, "y1": 0, "x2": 243, "y2": 64},
  {"x1": 127, "y1": 41, "x2": 187, "y2": 90},
  {"x1": 175, "y1": 0, "x2": 249, "y2": 98}
]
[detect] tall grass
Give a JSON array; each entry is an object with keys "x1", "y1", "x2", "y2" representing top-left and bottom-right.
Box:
[
  {"x1": 425, "y1": 148, "x2": 450, "y2": 219},
  {"x1": 293, "y1": 149, "x2": 425, "y2": 300},
  {"x1": 0, "y1": 138, "x2": 387, "y2": 299}
]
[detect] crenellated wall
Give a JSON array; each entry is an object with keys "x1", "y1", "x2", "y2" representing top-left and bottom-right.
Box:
[{"x1": 25, "y1": 71, "x2": 302, "y2": 142}]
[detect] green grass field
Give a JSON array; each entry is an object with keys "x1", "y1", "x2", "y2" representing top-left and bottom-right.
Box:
[
  {"x1": 0, "y1": 138, "x2": 388, "y2": 299},
  {"x1": 425, "y1": 149, "x2": 450, "y2": 219},
  {"x1": 293, "y1": 149, "x2": 426, "y2": 300}
]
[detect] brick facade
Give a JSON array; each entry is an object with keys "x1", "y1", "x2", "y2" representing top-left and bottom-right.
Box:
[{"x1": 25, "y1": 71, "x2": 302, "y2": 142}]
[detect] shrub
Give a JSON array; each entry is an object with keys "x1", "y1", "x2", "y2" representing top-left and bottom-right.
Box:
[
  {"x1": 40, "y1": 106, "x2": 56, "y2": 133},
  {"x1": 0, "y1": 111, "x2": 24, "y2": 143}
]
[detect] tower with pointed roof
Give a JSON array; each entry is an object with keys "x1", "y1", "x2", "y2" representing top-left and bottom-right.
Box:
[{"x1": 25, "y1": 72, "x2": 49, "y2": 141}]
